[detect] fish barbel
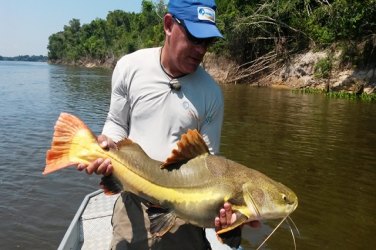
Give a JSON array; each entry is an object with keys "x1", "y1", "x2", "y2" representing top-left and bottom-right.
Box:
[{"x1": 44, "y1": 113, "x2": 298, "y2": 236}]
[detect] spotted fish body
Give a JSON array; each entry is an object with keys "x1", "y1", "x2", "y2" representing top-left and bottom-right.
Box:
[{"x1": 44, "y1": 113, "x2": 298, "y2": 235}]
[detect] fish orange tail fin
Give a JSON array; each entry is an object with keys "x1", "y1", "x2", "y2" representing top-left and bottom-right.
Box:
[{"x1": 43, "y1": 113, "x2": 99, "y2": 175}]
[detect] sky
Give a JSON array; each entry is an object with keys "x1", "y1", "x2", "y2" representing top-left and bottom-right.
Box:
[{"x1": 0, "y1": 0, "x2": 147, "y2": 57}]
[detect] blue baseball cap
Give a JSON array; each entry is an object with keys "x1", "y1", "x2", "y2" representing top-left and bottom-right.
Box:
[{"x1": 168, "y1": 0, "x2": 223, "y2": 39}]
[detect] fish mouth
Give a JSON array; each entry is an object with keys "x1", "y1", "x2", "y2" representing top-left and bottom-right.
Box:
[
  {"x1": 287, "y1": 195, "x2": 298, "y2": 212},
  {"x1": 291, "y1": 199, "x2": 298, "y2": 212}
]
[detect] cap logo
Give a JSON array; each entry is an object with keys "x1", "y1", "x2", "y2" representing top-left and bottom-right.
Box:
[{"x1": 197, "y1": 7, "x2": 215, "y2": 23}]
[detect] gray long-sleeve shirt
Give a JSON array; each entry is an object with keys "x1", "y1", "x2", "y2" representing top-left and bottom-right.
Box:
[{"x1": 102, "y1": 47, "x2": 224, "y2": 161}]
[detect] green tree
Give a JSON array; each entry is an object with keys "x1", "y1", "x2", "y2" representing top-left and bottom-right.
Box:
[
  {"x1": 48, "y1": 32, "x2": 66, "y2": 60},
  {"x1": 47, "y1": 0, "x2": 375, "y2": 72}
]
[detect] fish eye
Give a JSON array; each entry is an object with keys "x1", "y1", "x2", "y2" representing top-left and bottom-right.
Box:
[{"x1": 282, "y1": 194, "x2": 287, "y2": 202}]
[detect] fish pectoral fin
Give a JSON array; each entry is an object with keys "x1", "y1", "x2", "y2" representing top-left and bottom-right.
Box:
[
  {"x1": 216, "y1": 212, "x2": 248, "y2": 235},
  {"x1": 146, "y1": 206, "x2": 178, "y2": 237},
  {"x1": 162, "y1": 129, "x2": 210, "y2": 168},
  {"x1": 100, "y1": 175, "x2": 123, "y2": 195},
  {"x1": 169, "y1": 217, "x2": 186, "y2": 233}
]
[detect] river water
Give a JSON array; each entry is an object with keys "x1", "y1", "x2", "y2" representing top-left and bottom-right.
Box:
[{"x1": 0, "y1": 61, "x2": 375, "y2": 250}]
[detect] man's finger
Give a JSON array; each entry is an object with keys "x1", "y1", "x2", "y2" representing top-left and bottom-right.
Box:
[
  {"x1": 219, "y1": 208, "x2": 227, "y2": 227},
  {"x1": 97, "y1": 135, "x2": 117, "y2": 150},
  {"x1": 224, "y1": 202, "x2": 232, "y2": 225},
  {"x1": 214, "y1": 217, "x2": 221, "y2": 231},
  {"x1": 85, "y1": 158, "x2": 102, "y2": 174},
  {"x1": 96, "y1": 159, "x2": 111, "y2": 175},
  {"x1": 100, "y1": 140, "x2": 108, "y2": 149},
  {"x1": 104, "y1": 164, "x2": 113, "y2": 176},
  {"x1": 77, "y1": 164, "x2": 86, "y2": 171}
]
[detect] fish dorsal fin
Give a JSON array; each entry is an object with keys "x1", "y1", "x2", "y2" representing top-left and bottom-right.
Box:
[{"x1": 162, "y1": 129, "x2": 210, "y2": 168}]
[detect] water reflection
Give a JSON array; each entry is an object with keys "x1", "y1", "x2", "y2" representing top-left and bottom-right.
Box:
[
  {"x1": 0, "y1": 62, "x2": 113, "y2": 249},
  {"x1": 48, "y1": 65, "x2": 112, "y2": 133},
  {"x1": 221, "y1": 85, "x2": 376, "y2": 249}
]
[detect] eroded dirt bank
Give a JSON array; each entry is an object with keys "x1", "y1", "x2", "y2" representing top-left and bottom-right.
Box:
[{"x1": 203, "y1": 49, "x2": 376, "y2": 95}]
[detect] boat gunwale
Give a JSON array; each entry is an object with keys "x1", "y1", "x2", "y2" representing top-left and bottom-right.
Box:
[{"x1": 58, "y1": 189, "x2": 103, "y2": 250}]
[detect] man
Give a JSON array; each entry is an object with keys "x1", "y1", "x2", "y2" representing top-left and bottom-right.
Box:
[{"x1": 78, "y1": 0, "x2": 250, "y2": 249}]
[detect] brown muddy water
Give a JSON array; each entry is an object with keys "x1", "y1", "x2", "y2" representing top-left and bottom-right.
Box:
[{"x1": 0, "y1": 61, "x2": 375, "y2": 249}]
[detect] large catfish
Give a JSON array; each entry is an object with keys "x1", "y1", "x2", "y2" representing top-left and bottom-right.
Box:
[{"x1": 44, "y1": 113, "x2": 298, "y2": 236}]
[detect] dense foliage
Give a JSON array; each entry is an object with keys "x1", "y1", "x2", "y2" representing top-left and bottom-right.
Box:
[
  {"x1": 48, "y1": 0, "x2": 375, "y2": 67},
  {"x1": 215, "y1": 0, "x2": 375, "y2": 63},
  {"x1": 48, "y1": 0, "x2": 165, "y2": 63}
]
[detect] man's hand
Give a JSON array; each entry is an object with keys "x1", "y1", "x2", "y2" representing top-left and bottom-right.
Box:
[
  {"x1": 215, "y1": 202, "x2": 236, "y2": 231},
  {"x1": 215, "y1": 202, "x2": 261, "y2": 232},
  {"x1": 77, "y1": 134, "x2": 116, "y2": 176}
]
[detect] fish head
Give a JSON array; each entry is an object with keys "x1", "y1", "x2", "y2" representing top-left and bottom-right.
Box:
[{"x1": 242, "y1": 174, "x2": 298, "y2": 221}]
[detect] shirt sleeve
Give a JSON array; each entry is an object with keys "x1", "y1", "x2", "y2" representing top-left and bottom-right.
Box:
[
  {"x1": 102, "y1": 58, "x2": 131, "y2": 142},
  {"x1": 200, "y1": 87, "x2": 224, "y2": 155}
]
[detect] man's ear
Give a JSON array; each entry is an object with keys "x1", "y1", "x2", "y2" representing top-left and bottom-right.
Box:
[{"x1": 163, "y1": 13, "x2": 174, "y2": 36}]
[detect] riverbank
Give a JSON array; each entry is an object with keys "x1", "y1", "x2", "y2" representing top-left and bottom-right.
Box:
[
  {"x1": 49, "y1": 57, "x2": 117, "y2": 69},
  {"x1": 49, "y1": 45, "x2": 376, "y2": 96},
  {"x1": 204, "y1": 48, "x2": 376, "y2": 95}
]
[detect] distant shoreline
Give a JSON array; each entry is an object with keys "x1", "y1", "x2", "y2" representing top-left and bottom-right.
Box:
[{"x1": 0, "y1": 55, "x2": 48, "y2": 62}]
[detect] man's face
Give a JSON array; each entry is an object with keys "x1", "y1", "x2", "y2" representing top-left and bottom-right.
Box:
[{"x1": 166, "y1": 15, "x2": 215, "y2": 75}]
